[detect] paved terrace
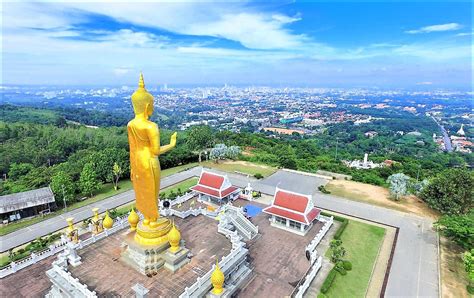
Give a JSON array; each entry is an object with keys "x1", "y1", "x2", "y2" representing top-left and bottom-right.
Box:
[
  {"x1": 1, "y1": 166, "x2": 439, "y2": 297},
  {"x1": 69, "y1": 215, "x2": 231, "y2": 296}
]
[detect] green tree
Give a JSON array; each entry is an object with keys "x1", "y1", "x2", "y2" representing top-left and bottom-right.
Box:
[
  {"x1": 8, "y1": 163, "x2": 34, "y2": 180},
  {"x1": 435, "y1": 212, "x2": 473, "y2": 249},
  {"x1": 463, "y1": 249, "x2": 474, "y2": 294},
  {"x1": 387, "y1": 173, "x2": 410, "y2": 201},
  {"x1": 50, "y1": 171, "x2": 76, "y2": 206},
  {"x1": 278, "y1": 155, "x2": 297, "y2": 169},
  {"x1": 420, "y1": 169, "x2": 474, "y2": 215},
  {"x1": 329, "y1": 239, "x2": 346, "y2": 264},
  {"x1": 79, "y1": 162, "x2": 100, "y2": 197},
  {"x1": 186, "y1": 125, "x2": 214, "y2": 162},
  {"x1": 112, "y1": 162, "x2": 123, "y2": 191}
]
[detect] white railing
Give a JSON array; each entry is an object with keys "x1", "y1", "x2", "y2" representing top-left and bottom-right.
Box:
[
  {"x1": 305, "y1": 216, "x2": 333, "y2": 261},
  {"x1": 0, "y1": 214, "x2": 130, "y2": 279},
  {"x1": 170, "y1": 192, "x2": 195, "y2": 206},
  {"x1": 294, "y1": 256, "x2": 323, "y2": 298},
  {"x1": 180, "y1": 218, "x2": 247, "y2": 298},
  {"x1": 223, "y1": 204, "x2": 258, "y2": 239},
  {"x1": 49, "y1": 263, "x2": 97, "y2": 297},
  {"x1": 169, "y1": 207, "x2": 203, "y2": 219}
]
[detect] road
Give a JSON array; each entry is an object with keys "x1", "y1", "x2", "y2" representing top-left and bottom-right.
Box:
[
  {"x1": 0, "y1": 167, "x2": 439, "y2": 297},
  {"x1": 432, "y1": 116, "x2": 453, "y2": 152}
]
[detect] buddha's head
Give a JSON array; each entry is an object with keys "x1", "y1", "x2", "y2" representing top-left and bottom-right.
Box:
[{"x1": 131, "y1": 73, "x2": 154, "y2": 117}]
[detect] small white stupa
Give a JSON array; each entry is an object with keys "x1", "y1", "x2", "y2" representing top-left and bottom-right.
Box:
[{"x1": 457, "y1": 124, "x2": 465, "y2": 136}]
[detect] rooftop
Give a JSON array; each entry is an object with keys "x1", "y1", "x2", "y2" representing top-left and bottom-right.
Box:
[{"x1": 0, "y1": 186, "x2": 55, "y2": 214}]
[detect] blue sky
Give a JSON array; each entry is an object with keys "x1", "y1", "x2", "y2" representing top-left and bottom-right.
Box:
[{"x1": 2, "y1": 1, "x2": 472, "y2": 88}]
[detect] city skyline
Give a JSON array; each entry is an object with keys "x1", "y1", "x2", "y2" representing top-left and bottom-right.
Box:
[{"x1": 2, "y1": 1, "x2": 472, "y2": 87}]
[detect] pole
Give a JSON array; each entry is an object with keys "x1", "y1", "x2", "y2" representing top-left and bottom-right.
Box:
[{"x1": 62, "y1": 184, "x2": 67, "y2": 211}]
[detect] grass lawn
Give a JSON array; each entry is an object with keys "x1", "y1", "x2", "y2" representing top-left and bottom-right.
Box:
[
  {"x1": 325, "y1": 220, "x2": 386, "y2": 297},
  {"x1": 201, "y1": 160, "x2": 276, "y2": 177},
  {"x1": 0, "y1": 163, "x2": 198, "y2": 236}
]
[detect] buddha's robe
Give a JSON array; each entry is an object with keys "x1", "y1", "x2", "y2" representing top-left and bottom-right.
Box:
[{"x1": 127, "y1": 118, "x2": 161, "y2": 220}]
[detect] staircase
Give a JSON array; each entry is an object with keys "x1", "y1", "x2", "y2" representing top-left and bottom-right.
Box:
[{"x1": 224, "y1": 205, "x2": 258, "y2": 240}]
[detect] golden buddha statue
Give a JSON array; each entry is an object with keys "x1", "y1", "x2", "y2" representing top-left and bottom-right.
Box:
[{"x1": 128, "y1": 73, "x2": 177, "y2": 245}]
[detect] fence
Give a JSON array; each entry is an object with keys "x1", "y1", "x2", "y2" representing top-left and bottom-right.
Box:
[
  {"x1": 47, "y1": 263, "x2": 97, "y2": 298},
  {"x1": 305, "y1": 215, "x2": 333, "y2": 261},
  {"x1": 179, "y1": 218, "x2": 247, "y2": 298},
  {"x1": 293, "y1": 256, "x2": 323, "y2": 298},
  {"x1": 0, "y1": 214, "x2": 130, "y2": 279}
]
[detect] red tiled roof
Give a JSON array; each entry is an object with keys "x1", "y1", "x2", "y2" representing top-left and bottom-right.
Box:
[
  {"x1": 307, "y1": 208, "x2": 321, "y2": 222},
  {"x1": 262, "y1": 206, "x2": 321, "y2": 225},
  {"x1": 221, "y1": 186, "x2": 239, "y2": 197},
  {"x1": 273, "y1": 190, "x2": 309, "y2": 213},
  {"x1": 191, "y1": 185, "x2": 238, "y2": 199},
  {"x1": 198, "y1": 172, "x2": 225, "y2": 189},
  {"x1": 263, "y1": 206, "x2": 308, "y2": 224},
  {"x1": 191, "y1": 185, "x2": 220, "y2": 198}
]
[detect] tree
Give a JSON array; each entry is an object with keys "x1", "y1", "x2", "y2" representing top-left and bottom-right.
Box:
[
  {"x1": 463, "y1": 249, "x2": 474, "y2": 294},
  {"x1": 112, "y1": 162, "x2": 123, "y2": 191},
  {"x1": 279, "y1": 155, "x2": 297, "y2": 170},
  {"x1": 386, "y1": 173, "x2": 410, "y2": 200},
  {"x1": 50, "y1": 171, "x2": 76, "y2": 206},
  {"x1": 226, "y1": 146, "x2": 241, "y2": 160},
  {"x1": 210, "y1": 144, "x2": 228, "y2": 163},
  {"x1": 79, "y1": 162, "x2": 100, "y2": 197},
  {"x1": 186, "y1": 125, "x2": 214, "y2": 162},
  {"x1": 420, "y1": 169, "x2": 474, "y2": 215},
  {"x1": 435, "y1": 212, "x2": 474, "y2": 250},
  {"x1": 329, "y1": 239, "x2": 346, "y2": 264},
  {"x1": 8, "y1": 163, "x2": 34, "y2": 180}
]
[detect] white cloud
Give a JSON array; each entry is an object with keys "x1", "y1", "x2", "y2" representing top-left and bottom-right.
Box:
[
  {"x1": 456, "y1": 32, "x2": 473, "y2": 36},
  {"x1": 405, "y1": 23, "x2": 462, "y2": 34},
  {"x1": 114, "y1": 68, "x2": 132, "y2": 76},
  {"x1": 416, "y1": 82, "x2": 433, "y2": 85},
  {"x1": 184, "y1": 13, "x2": 306, "y2": 50}
]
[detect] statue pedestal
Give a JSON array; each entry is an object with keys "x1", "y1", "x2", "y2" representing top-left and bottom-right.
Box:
[
  {"x1": 162, "y1": 246, "x2": 190, "y2": 273},
  {"x1": 121, "y1": 221, "x2": 190, "y2": 276}
]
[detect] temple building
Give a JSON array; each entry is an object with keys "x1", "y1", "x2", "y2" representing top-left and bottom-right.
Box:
[
  {"x1": 191, "y1": 170, "x2": 240, "y2": 205},
  {"x1": 0, "y1": 186, "x2": 55, "y2": 222},
  {"x1": 263, "y1": 188, "x2": 321, "y2": 235}
]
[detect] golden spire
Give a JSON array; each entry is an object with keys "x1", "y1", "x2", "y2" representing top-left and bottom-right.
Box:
[
  {"x1": 131, "y1": 72, "x2": 154, "y2": 115},
  {"x1": 103, "y1": 210, "x2": 114, "y2": 229},
  {"x1": 168, "y1": 221, "x2": 181, "y2": 253},
  {"x1": 139, "y1": 72, "x2": 145, "y2": 88},
  {"x1": 211, "y1": 259, "x2": 225, "y2": 295},
  {"x1": 128, "y1": 207, "x2": 139, "y2": 231}
]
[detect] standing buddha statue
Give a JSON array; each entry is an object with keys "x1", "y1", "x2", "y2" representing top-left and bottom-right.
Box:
[{"x1": 128, "y1": 73, "x2": 177, "y2": 245}]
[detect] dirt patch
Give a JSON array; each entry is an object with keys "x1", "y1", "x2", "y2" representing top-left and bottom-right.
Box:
[
  {"x1": 326, "y1": 180, "x2": 439, "y2": 220},
  {"x1": 440, "y1": 236, "x2": 471, "y2": 298}
]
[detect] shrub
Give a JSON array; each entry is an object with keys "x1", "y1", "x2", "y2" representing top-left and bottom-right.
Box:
[
  {"x1": 317, "y1": 293, "x2": 327, "y2": 298},
  {"x1": 342, "y1": 260, "x2": 352, "y2": 271},
  {"x1": 321, "y1": 268, "x2": 337, "y2": 293},
  {"x1": 467, "y1": 285, "x2": 474, "y2": 294},
  {"x1": 254, "y1": 173, "x2": 263, "y2": 179},
  {"x1": 334, "y1": 219, "x2": 349, "y2": 240},
  {"x1": 335, "y1": 266, "x2": 347, "y2": 275},
  {"x1": 320, "y1": 211, "x2": 349, "y2": 239},
  {"x1": 318, "y1": 185, "x2": 331, "y2": 194}
]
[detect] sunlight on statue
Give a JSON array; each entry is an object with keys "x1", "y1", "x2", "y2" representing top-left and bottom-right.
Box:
[{"x1": 128, "y1": 73, "x2": 177, "y2": 229}]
